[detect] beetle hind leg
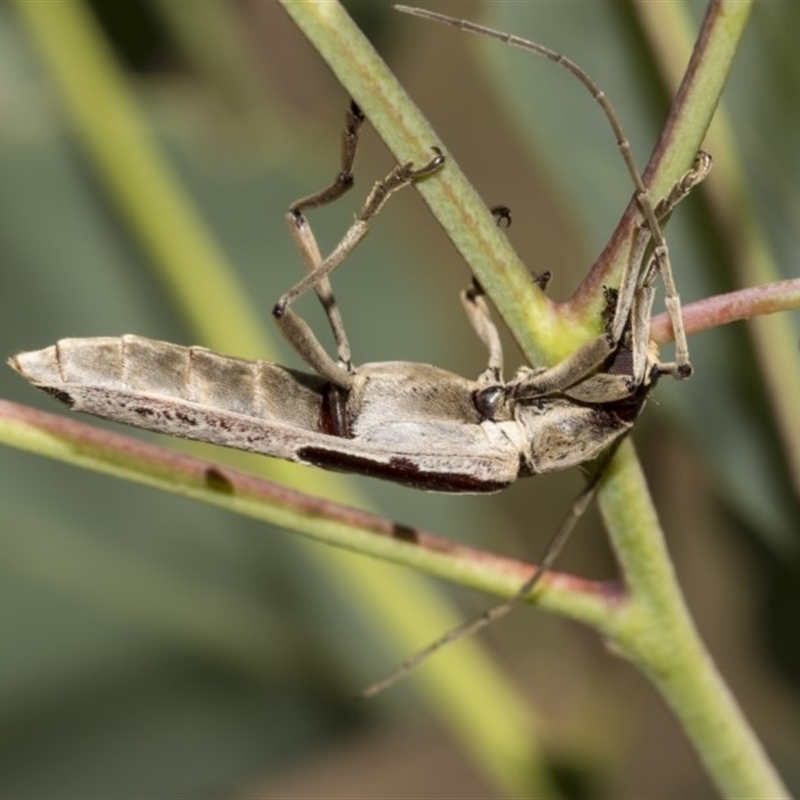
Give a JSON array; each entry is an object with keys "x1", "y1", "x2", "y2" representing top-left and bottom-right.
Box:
[
  {"x1": 273, "y1": 101, "x2": 444, "y2": 385},
  {"x1": 275, "y1": 101, "x2": 366, "y2": 375},
  {"x1": 274, "y1": 110, "x2": 444, "y2": 320}
]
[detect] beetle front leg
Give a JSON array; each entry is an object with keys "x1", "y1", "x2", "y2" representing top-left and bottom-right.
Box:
[
  {"x1": 610, "y1": 150, "x2": 713, "y2": 381},
  {"x1": 647, "y1": 150, "x2": 712, "y2": 378},
  {"x1": 508, "y1": 151, "x2": 713, "y2": 405}
]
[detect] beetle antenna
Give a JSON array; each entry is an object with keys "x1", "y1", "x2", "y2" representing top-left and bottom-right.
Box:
[
  {"x1": 359, "y1": 475, "x2": 600, "y2": 698},
  {"x1": 394, "y1": 5, "x2": 649, "y2": 206}
]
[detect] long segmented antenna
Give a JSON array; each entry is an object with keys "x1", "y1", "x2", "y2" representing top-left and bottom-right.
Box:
[
  {"x1": 396, "y1": 4, "x2": 646, "y2": 211},
  {"x1": 395, "y1": 4, "x2": 692, "y2": 379},
  {"x1": 360, "y1": 474, "x2": 600, "y2": 698}
]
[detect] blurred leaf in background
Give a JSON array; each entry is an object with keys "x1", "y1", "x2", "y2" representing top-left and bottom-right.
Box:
[{"x1": 0, "y1": 1, "x2": 798, "y2": 797}]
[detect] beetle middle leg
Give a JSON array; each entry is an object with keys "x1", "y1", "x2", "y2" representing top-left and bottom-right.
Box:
[
  {"x1": 461, "y1": 206, "x2": 552, "y2": 387},
  {"x1": 272, "y1": 102, "x2": 444, "y2": 382}
]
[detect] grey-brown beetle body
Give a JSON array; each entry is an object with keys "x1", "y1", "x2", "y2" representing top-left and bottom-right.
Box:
[{"x1": 10, "y1": 335, "x2": 644, "y2": 493}]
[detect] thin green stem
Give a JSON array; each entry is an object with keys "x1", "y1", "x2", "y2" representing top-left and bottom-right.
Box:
[{"x1": 598, "y1": 443, "x2": 788, "y2": 798}]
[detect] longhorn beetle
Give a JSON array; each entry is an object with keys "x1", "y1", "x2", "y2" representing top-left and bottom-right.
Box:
[{"x1": 9, "y1": 6, "x2": 711, "y2": 696}]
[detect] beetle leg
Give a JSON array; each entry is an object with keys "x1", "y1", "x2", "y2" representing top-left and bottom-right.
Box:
[
  {"x1": 278, "y1": 101, "x2": 366, "y2": 372},
  {"x1": 462, "y1": 205, "x2": 553, "y2": 386},
  {"x1": 461, "y1": 279, "x2": 504, "y2": 384},
  {"x1": 274, "y1": 117, "x2": 444, "y2": 319},
  {"x1": 273, "y1": 101, "x2": 443, "y2": 378},
  {"x1": 610, "y1": 150, "x2": 712, "y2": 381},
  {"x1": 283, "y1": 209, "x2": 353, "y2": 372},
  {"x1": 274, "y1": 307, "x2": 355, "y2": 391}
]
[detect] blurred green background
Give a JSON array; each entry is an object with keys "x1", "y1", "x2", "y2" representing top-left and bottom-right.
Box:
[{"x1": 1, "y1": 1, "x2": 798, "y2": 797}]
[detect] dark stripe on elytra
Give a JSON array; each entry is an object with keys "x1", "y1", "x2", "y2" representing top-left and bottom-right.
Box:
[{"x1": 297, "y1": 446, "x2": 508, "y2": 493}]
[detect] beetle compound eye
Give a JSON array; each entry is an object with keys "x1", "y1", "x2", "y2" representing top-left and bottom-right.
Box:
[{"x1": 474, "y1": 385, "x2": 509, "y2": 421}]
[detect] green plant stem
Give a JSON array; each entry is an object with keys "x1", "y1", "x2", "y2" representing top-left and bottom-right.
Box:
[{"x1": 597, "y1": 442, "x2": 788, "y2": 798}]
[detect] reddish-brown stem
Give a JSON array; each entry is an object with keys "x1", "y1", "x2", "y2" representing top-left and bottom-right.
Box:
[
  {"x1": 0, "y1": 397, "x2": 617, "y2": 601},
  {"x1": 650, "y1": 278, "x2": 800, "y2": 344}
]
